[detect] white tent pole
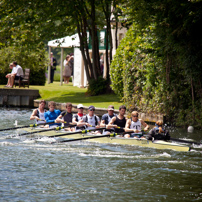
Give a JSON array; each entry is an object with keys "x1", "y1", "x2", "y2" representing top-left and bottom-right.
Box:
[
  {"x1": 80, "y1": 56, "x2": 84, "y2": 88},
  {"x1": 48, "y1": 46, "x2": 51, "y2": 84},
  {"x1": 60, "y1": 48, "x2": 64, "y2": 86}
]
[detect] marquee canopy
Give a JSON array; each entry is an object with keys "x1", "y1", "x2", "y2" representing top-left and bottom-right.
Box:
[{"x1": 48, "y1": 33, "x2": 80, "y2": 48}]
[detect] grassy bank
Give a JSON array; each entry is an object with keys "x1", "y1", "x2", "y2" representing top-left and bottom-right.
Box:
[{"x1": 27, "y1": 82, "x2": 122, "y2": 110}]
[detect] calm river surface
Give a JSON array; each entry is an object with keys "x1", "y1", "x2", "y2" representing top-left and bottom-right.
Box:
[{"x1": 0, "y1": 108, "x2": 202, "y2": 202}]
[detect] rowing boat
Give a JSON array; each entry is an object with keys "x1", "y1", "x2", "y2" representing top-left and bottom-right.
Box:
[{"x1": 17, "y1": 127, "x2": 191, "y2": 152}]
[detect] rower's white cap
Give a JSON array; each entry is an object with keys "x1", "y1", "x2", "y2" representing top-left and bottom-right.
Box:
[{"x1": 77, "y1": 104, "x2": 84, "y2": 109}]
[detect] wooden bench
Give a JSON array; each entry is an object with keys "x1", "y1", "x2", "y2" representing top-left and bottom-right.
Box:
[{"x1": 14, "y1": 68, "x2": 30, "y2": 88}]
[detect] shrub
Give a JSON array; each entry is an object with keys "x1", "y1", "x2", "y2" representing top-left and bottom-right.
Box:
[{"x1": 86, "y1": 77, "x2": 109, "y2": 96}]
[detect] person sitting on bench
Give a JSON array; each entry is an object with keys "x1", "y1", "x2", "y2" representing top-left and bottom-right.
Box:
[
  {"x1": 5, "y1": 63, "x2": 17, "y2": 87},
  {"x1": 10, "y1": 61, "x2": 24, "y2": 88}
]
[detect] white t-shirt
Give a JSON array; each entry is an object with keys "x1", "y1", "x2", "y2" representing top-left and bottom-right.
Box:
[
  {"x1": 85, "y1": 114, "x2": 100, "y2": 127},
  {"x1": 63, "y1": 59, "x2": 68, "y2": 67},
  {"x1": 15, "y1": 65, "x2": 24, "y2": 77},
  {"x1": 11, "y1": 66, "x2": 17, "y2": 74},
  {"x1": 130, "y1": 119, "x2": 142, "y2": 134}
]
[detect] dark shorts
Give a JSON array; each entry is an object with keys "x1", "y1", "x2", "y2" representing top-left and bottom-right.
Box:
[{"x1": 14, "y1": 76, "x2": 23, "y2": 80}]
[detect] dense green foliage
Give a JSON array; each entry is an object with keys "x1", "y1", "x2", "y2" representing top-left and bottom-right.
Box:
[
  {"x1": 111, "y1": 0, "x2": 202, "y2": 127},
  {"x1": 110, "y1": 24, "x2": 162, "y2": 111}
]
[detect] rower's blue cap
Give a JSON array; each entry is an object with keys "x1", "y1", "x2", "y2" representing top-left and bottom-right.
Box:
[{"x1": 89, "y1": 105, "x2": 95, "y2": 110}]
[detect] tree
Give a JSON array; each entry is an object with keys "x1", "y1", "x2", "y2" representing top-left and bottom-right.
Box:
[
  {"x1": 110, "y1": 0, "x2": 202, "y2": 127},
  {"x1": 0, "y1": 0, "x2": 121, "y2": 89}
]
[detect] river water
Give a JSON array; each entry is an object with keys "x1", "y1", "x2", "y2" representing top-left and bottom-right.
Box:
[{"x1": 0, "y1": 108, "x2": 202, "y2": 202}]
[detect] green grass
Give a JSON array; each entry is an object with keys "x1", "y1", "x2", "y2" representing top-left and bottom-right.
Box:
[{"x1": 28, "y1": 81, "x2": 122, "y2": 110}]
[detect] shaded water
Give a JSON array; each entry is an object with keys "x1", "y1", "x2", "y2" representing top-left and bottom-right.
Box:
[{"x1": 0, "y1": 108, "x2": 202, "y2": 201}]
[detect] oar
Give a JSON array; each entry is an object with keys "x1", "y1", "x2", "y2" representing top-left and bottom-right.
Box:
[
  {"x1": 48, "y1": 127, "x2": 106, "y2": 138},
  {"x1": 0, "y1": 122, "x2": 55, "y2": 132},
  {"x1": 52, "y1": 132, "x2": 117, "y2": 144},
  {"x1": 17, "y1": 124, "x2": 77, "y2": 137},
  {"x1": 170, "y1": 137, "x2": 201, "y2": 145}
]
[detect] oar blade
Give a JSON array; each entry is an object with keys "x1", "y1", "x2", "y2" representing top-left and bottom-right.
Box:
[{"x1": 170, "y1": 137, "x2": 201, "y2": 145}]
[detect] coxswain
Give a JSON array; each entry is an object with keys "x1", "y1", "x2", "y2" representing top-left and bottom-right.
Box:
[
  {"x1": 147, "y1": 120, "x2": 170, "y2": 141},
  {"x1": 125, "y1": 111, "x2": 149, "y2": 138}
]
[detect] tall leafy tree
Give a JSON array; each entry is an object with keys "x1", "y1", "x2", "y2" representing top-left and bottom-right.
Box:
[
  {"x1": 0, "y1": 0, "x2": 120, "y2": 86},
  {"x1": 111, "y1": 0, "x2": 202, "y2": 126}
]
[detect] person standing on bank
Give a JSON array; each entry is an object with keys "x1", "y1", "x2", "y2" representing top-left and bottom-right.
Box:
[
  {"x1": 50, "y1": 52, "x2": 57, "y2": 83},
  {"x1": 63, "y1": 55, "x2": 73, "y2": 84},
  {"x1": 69, "y1": 53, "x2": 74, "y2": 77},
  {"x1": 30, "y1": 100, "x2": 47, "y2": 124},
  {"x1": 55, "y1": 102, "x2": 74, "y2": 131}
]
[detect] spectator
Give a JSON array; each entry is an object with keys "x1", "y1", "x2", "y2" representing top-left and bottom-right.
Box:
[
  {"x1": 69, "y1": 53, "x2": 74, "y2": 77},
  {"x1": 5, "y1": 63, "x2": 16, "y2": 87},
  {"x1": 63, "y1": 55, "x2": 73, "y2": 84},
  {"x1": 50, "y1": 52, "x2": 57, "y2": 83},
  {"x1": 10, "y1": 61, "x2": 24, "y2": 88},
  {"x1": 100, "y1": 54, "x2": 104, "y2": 75}
]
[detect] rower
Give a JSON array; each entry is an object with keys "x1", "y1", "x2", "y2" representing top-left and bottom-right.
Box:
[
  {"x1": 100, "y1": 105, "x2": 117, "y2": 128},
  {"x1": 44, "y1": 101, "x2": 61, "y2": 127},
  {"x1": 147, "y1": 120, "x2": 170, "y2": 141},
  {"x1": 72, "y1": 104, "x2": 87, "y2": 130},
  {"x1": 125, "y1": 111, "x2": 149, "y2": 138},
  {"x1": 30, "y1": 100, "x2": 47, "y2": 124},
  {"x1": 55, "y1": 102, "x2": 74, "y2": 131},
  {"x1": 107, "y1": 105, "x2": 127, "y2": 133},
  {"x1": 84, "y1": 105, "x2": 101, "y2": 133}
]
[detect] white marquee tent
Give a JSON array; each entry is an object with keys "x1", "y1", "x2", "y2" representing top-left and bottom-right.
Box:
[
  {"x1": 48, "y1": 33, "x2": 80, "y2": 48},
  {"x1": 47, "y1": 33, "x2": 88, "y2": 87}
]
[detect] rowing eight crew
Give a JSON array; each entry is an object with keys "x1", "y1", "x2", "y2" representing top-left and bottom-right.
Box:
[{"x1": 30, "y1": 100, "x2": 170, "y2": 140}]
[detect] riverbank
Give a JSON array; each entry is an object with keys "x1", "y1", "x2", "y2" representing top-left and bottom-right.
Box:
[
  {"x1": 0, "y1": 82, "x2": 121, "y2": 108},
  {"x1": 29, "y1": 81, "x2": 122, "y2": 109},
  {"x1": 0, "y1": 82, "x2": 164, "y2": 123}
]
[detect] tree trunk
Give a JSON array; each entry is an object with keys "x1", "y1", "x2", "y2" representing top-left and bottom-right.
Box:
[{"x1": 77, "y1": 24, "x2": 91, "y2": 82}]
